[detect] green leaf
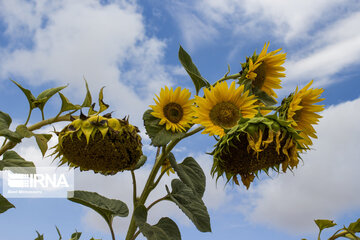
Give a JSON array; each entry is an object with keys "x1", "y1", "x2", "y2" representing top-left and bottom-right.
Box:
[
  {"x1": 11, "y1": 79, "x2": 36, "y2": 109},
  {"x1": 70, "y1": 231, "x2": 82, "y2": 240},
  {"x1": 253, "y1": 87, "x2": 277, "y2": 106},
  {"x1": 34, "y1": 134, "x2": 52, "y2": 157},
  {"x1": 68, "y1": 191, "x2": 129, "y2": 226},
  {"x1": 58, "y1": 92, "x2": 81, "y2": 113},
  {"x1": 0, "y1": 151, "x2": 36, "y2": 174},
  {"x1": 0, "y1": 111, "x2": 22, "y2": 143},
  {"x1": 36, "y1": 85, "x2": 68, "y2": 112},
  {"x1": 348, "y1": 218, "x2": 360, "y2": 233},
  {"x1": 178, "y1": 46, "x2": 210, "y2": 95},
  {"x1": 315, "y1": 219, "x2": 336, "y2": 239},
  {"x1": 0, "y1": 194, "x2": 15, "y2": 214},
  {"x1": 134, "y1": 205, "x2": 181, "y2": 240},
  {"x1": 16, "y1": 124, "x2": 34, "y2": 138},
  {"x1": 34, "y1": 231, "x2": 44, "y2": 240},
  {"x1": 167, "y1": 179, "x2": 211, "y2": 232},
  {"x1": 168, "y1": 154, "x2": 205, "y2": 198},
  {"x1": 143, "y1": 110, "x2": 186, "y2": 146},
  {"x1": 81, "y1": 79, "x2": 92, "y2": 108},
  {"x1": 134, "y1": 155, "x2": 147, "y2": 170},
  {"x1": 55, "y1": 226, "x2": 62, "y2": 240},
  {"x1": 98, "y1": 87, "x2": 109, "y2": 114}
]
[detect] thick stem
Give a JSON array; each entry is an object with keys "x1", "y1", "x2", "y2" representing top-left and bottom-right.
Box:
[
  {"x1": 124, "y1": 126, "x2": 204, "y2": 240},
  {"x1": 108, "y1": 221, "x2": 116, "y2": 240},
  {"x1": 0, "y1": 114, "x2": 72, "y2": 156}
]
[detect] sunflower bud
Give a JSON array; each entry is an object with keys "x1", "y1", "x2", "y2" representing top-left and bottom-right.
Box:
[{"x1": 53, "y1": 114, "x2": 142, "y2": 175}]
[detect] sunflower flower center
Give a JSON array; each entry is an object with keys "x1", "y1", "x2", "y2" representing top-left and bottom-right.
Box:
[
  {"x1": 209, "y1": 102, "x2": 240, "y2": 129},
  {"x1": 163, "y1": 102, "x2": 183, "y2": 123},
  {"x1": 253, "y1": 62, "x2": 266, "y2": 89}
]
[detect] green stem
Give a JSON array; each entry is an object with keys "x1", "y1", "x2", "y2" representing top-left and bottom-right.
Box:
[
  {"x1": 131, "y1": 170, "x2": 137, "y2": 206},
  {"x1": 0, "y1": 114, "x2": 72, "y2": 156},
  {"x1": 129, "y1": 231, "x2": 140, "y2": 240},
  {"x1": 107, "y1": 220, "x2": 116, "y2": 240},
  {"x1": 216, "y1": 72, "x2": 241, "y2": 85},
  {"x1": 153, "y1": 166, "x2": 171, "y2": 190},
  {"x1": 124, "y1": 126, "x2": 204, "y2": 240},
  {"x1": 24, "y1": 109, "x2": 32, "y2": 126},
  {"x1": 147, "y1": 196, "x2": 168, "y2": 211}
]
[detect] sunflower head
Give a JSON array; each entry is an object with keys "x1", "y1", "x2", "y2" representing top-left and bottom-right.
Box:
[
  {"x1": 279, "y1": 80, "x2": 324, "y2": 149},
  {"x1": 239, "y1": 42, "x2": 286, "y2": 103},
  {"x1": 52, "y1": 114, "x2": 142, "y2": 175},
  {"x1": 211, "y1": 115, "x2": 302, "y2": 189},
  {"x1": 150, "y1": 86, "x2": 194, "y2": 132},
  {"x1": 193, "y1": 81, "x2": 258, "y2": 137}
]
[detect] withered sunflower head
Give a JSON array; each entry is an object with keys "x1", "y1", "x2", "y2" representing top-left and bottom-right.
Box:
[
  {"x1": 211, "y1": 115, "x2": 302, "y2": 189},
  {"x1": 52, "y1": 114, "x2": 142, "y2": 175}
]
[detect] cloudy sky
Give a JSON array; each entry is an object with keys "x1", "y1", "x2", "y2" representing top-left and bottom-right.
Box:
[{"x1": 0, "y1": 0, "x2": 360, "y2": 239}]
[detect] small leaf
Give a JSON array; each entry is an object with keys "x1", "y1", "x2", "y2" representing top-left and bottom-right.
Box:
[
  {"x1": 98, "y1": 87, "x2": 109, "y2": 114},
  {"x1": 55, "y1": 226, "x2": 62, "y2": 240},
  {"x1": 178, "y1": 46, "x2": 210, "y2": 95},
  {"x1": 81, "y1": 79, "x2": 92, "y2": 108},
  {"x1": 168, "y1": 155, "x2": 206, "y2": 198},
  {"x1": 348, "y1": 218, "x2": 360, "y2": 233},
  {"x1": 58, "y1": 92, "x2": 81, "y2": 113},
  {"x1": 16, "y1": 124, "x2": 34, "y2": 138},
  {"x1": 34, "y1": 134, "x2": 52, "y2": 157},
  {"x1": 168, "y1": 179, "x2": 211, "y2": 232},
  {"x1": 68, "y1": 191, "x2": 129, "y2": 226},
  {"x1": 143, "y1": 110, "x2": 185, "y2": 146},
  {"x1": 36, "y1": 85, "x2": 68, "y2": 112},
  {"x1": 314, "y1": 219, "x2": 336, "y2": 238},
  {"x1": 134, "y1": 205, "x2": 181, "y2": 240},
  {"x1": 0, "y1": 151, "x2": 36, "y2": 174},
  {"x1": 70, "y1": 231, "x2": 82, "y2": 240},
  {"x1": 0, "y1": 111, "x2": 12, "y2": 128},
  {"x1": 253, "y1": 88, "x2": 277, "y2": 106},
  {"x1": 11, "y1": 79, "x2": 36, "y2": 109},
  {"x1": 34, "y1": 231, "x2": 44, "y2": 240},
  {"x1": 0, "y1": 111, "x2": 22, "y2": 143},
  {"x1": 134, "y1": 155, "x2": 147, "y2": 170},
  {"x1": 0, "y1": 194, "x2": 15, "y2": 214}
]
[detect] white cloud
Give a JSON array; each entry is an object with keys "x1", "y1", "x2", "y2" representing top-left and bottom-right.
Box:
[
  {"x1": 0, "y1": 0, "x2": 173, "y2": 127},
  {"x1": 240, "y1": 97, "x2": 360, "y2": 234}
]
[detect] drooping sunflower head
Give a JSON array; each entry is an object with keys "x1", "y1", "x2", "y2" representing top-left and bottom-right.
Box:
[
  {"x1": 150, "y1": 86, "x2": 194, "y2": 132},
  {"x1": 241, "y1": 42, "x2": 286, "y2": 100},
  {"x1": 280, "y1": 80, "x2": 324, "y2": 149},
  {"x1": 211, "y1": 115, "x2": 302, "y2": 189},
  {"x1": 52, "y1": 114, "x2": 142, "y2": 175},
  {"x1": 193, "y1": 81, "x2": 258, "y2": 137}
]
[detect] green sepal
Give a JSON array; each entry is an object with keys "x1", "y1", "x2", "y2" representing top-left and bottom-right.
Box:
[
  {"x1": 0, "y1": 150, "x2": 36, "y2": 174},
  {"x1": 166, "y1": 179, "x2": 211, "y2": 233},
  {"x1": 178, "y1": 45, "x2": 210, "y2": 95},
  {"x1": 58, "y1": 92, "x2": 82, "y2": 113},
  {"x1": 81, "y1": 79, "x2": 92, "y2": 108},
  {"x1": 143, "y1": 110, "x2": 186, "y2": 146},
  {"x1": 0, "y1": 194, "x2": 15, "y2": 214},
  {"x1": 98, "y1": 87, "x2": 109, "y2": 114},
  {"x1": 168, "y1": 154, "x2": 206, "y2": 198},
  {"x1": 134, "y1": 155, "x2": 147, "y2": 170},
  {"x1": 134, "y1": 205, "x2": 181, "y2": 240}
]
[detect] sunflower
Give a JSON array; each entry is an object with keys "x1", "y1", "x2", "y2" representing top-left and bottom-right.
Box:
[
  {"x1": 211, "y1": 116, "x2": 301, "y2": 189},
  {"x1": 286, "y1": 80, "x2": 324, "y2": 149},
  {"x1": 150, "y1": 86, "x2": 194, "y2": 132},
  {"x1": 161, "y1": 157, "x2": 175, "y2": 176},
  {"x1": 245, "y1": 42, "x2": 286, "y2": 99},
  {"x1": 193, "y1": 81, "x2": 258, "y2": 137}
]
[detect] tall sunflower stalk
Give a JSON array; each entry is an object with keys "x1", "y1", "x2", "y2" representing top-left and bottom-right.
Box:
[{"x1": 0, "y1": 43, "x2": 341, "y2": 240}]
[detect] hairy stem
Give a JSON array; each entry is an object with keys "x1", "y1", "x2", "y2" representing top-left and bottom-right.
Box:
[
  {"x1": 0, "y1": 114, "x2": 72, "y2": 156},
  {"x1": 125, "y1": 126, "x2": 204, "y2": 240}
]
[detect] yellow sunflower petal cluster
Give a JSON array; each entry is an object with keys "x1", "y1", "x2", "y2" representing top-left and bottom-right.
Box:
[
  {"x1": 287, "y1": 80, "x2": 324, "y2": 149},
  {"x1": 193, "y1": 81, "x2": 258, "y2": 137},
  {"x1": 150, "y1": 86, "x2": 194, "y2": 132},
  {"x1": 245, "y1": 42, "x2": 286, "y2": 99}
]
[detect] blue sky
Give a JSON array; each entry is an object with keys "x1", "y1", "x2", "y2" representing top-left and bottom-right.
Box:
[{"x1": 1, "y1": 0, "x2": 360, "y2": 239}]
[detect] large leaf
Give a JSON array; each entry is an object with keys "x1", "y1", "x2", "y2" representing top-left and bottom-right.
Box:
[
  {"x1": 0, "y1": 111, "x2": 22, "y2": 143},
  {"x1": 178, "y1": 46, "x2": 210, "y2": 95},
  {"x1": 0, "y1": 194, "x2": 15, "y2": 214},
  {"x1": 68, "y1": 191, "x2": 129, "y2": 226},
  {"x1": 168, "y1": 154, "x2": 205, "y2": 198},
  {"x1": 134, "y1": 205, "x2": 181, "y2": 240},
  {"x1": 11, "y1": 79, "x2": 36, "y2": 109},
  {"x1": 167, "y1": 179, "x2": 211, "y2": 232},
  {"x1": 143, "y1": 110, "x2": 185, "y2": 146},
  {"x1": 36, "y1": 85, "x2": 68, "y2": 112},
  {"x1": 0, "y1": 151, "x2": 35, "y2": 174}
]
